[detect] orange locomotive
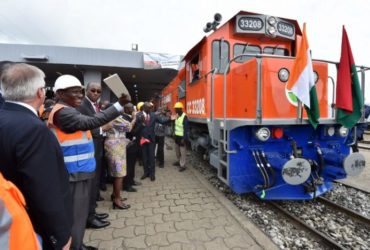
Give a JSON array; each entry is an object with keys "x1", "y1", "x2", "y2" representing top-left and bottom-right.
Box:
[{"x1": 161, "y1": 11, "x2": 366, "y2": 200}]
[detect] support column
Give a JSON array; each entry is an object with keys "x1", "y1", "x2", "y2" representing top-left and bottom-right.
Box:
[{"x1": 83, "y1": 71, "x2": 111, "y2": 102}]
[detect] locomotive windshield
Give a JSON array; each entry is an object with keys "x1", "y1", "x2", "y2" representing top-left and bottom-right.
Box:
[
  {"x1": 234, "y1": 44, "x2": 261, "y2": 63},
  {"x1": 263, "y1": 47, "x2": 289, "y2": 56}
]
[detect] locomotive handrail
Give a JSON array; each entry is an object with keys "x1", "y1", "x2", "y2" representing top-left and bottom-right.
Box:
[
  {"x1": 210, "y1": 68, "x2": 218, "y2": 148},
  {"x1": 221, "y1": 53, "x2": 369, "y2": 152}
]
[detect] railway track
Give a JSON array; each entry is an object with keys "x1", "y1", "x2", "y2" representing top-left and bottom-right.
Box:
[
  {"x1": 266, "y1": 193, "x2": 370, "y2": 250},
  {"x1": 189, "y1": 147, "x2": 370, "y2": 249},
  {"x1": 333, "y1": 180, "x2": 370, "y2": 195},
  {"x1": 317, "y1": 197, "x2": 370, "y2": 227},
  {"x1": 268, "y1": 201, "x2": 347, "y2": 250}
]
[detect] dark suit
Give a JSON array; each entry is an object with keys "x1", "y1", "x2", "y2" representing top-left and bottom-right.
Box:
[
  {"x1": 77, "y1": 97, "x2": 105, "y2": 218},
  {"x1": 137, "y1": 112, "x2": 170, "y2": 177},
  {"x1": 0, "y1": 92, "x2": 4, "y2": 107},
  {"x1": 0, "y1": 102, "x2": 72, "y2": 250},
  {"x1": 122, "y1": 113, "x2": 141, "y2": 188}
]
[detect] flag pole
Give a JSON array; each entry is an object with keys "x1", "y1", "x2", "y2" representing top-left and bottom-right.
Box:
[
  {"x1": 360, "y1": 66, "x2": 365, "y2": 121},
  {"x1": 297, "y1": 100, "x2": 303, "y2": 123}
]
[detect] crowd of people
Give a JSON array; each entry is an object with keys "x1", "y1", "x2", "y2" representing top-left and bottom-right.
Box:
[{"x1": 0, "y1": 62, "x2": 189, "y2": 250}]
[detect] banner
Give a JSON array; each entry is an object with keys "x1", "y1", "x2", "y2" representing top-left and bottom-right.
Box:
[{"x1": 143, "y1": 53, "x2": 182, "y2": 70}]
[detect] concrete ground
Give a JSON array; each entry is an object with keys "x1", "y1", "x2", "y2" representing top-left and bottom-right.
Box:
[
  {"x1": 83, "y1": 144, "x2": 276, "y2": 250},
  {"x1": 339, "y1": 141, "x2": 370, "y2": 192}
]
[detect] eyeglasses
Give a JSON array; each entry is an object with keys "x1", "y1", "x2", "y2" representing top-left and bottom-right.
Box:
[{"x1": 90, "y1": 89, "x2": 102, "y2": 94}]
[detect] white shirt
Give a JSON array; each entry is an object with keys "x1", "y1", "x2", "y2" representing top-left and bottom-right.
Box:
[{"x1": 6, "y1": 101, "x2": 38, "y2": 116}]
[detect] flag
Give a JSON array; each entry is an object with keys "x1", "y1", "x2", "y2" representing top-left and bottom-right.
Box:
[
  {"x1": 286, "y1": 23, "x2": 320, "y2": 129},
  {"x1": 336, "y1": 26, "x2": 363, "y2": 128}
]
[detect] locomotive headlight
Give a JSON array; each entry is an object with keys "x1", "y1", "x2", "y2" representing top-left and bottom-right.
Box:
[
  {"x1": 267, "y1": 26, "x2": 277, "y2": 36},
  {"x1": 255, "y1": 127, "x2": 271, "y2": 141},
  {"x1": 338, "y1": 126, "x2": 349, "y2": 137},
  {"x1": 326, "y1": 126, "x2": 335, "y2": 136},
  {"x1": 313, "y1": 71, "x2": 319, "y2": 83},
  {"x1": 268, "y1": 16, "x2": 277, "y2": 25},
  {"x1": 278, "y1": 68, "x2": 290, "y2": 82}
]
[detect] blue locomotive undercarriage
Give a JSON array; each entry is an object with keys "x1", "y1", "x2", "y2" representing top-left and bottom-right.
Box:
[{"x1": 224, "y1": 124, "x2": 366, "y2": 200}]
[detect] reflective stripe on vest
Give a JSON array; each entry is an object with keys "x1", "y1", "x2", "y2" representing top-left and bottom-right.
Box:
[
  {"x1": 50, "y1": 128, "x2": 96, "y2": 174},
  {"x1": 175, "y1": 113, "x2": 185, "y2": 137},
  {"x1": 48, "y1": 103, "x2": 96, "y2": 174}
]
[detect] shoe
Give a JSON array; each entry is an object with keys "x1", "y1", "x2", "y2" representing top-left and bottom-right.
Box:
[
  {"x1": 100, "y1": 183, "x2": 107, "y2": 191},
  {"x1": 110, "y1": 194, "x2": 127, "y2": 201},
  {"x1": 150, "y1": 175, "x2": 155, "y2": 181},
  {"x1": 81, "y1": 244, "x2": 98, "y2": 250},
  {"x1": 96, "y1": 196, "x2": 104, "y2": 202},
  {"x1": 133, "y1": 180, "x2": 142, "y2": 186},
  {"x1": 173, "y1": 161, "x2": 180, "y2": 166},
  {"x1": 94, "y1": 213, "x2": 108, "y2": 220},
  {"x1": 123, "y1": 186, "x2": 137, "y2": 192},
  {"x1": 112, "y1": 202, "x2": 130, "y2": 210},
  {"x1": 158, "y1": 163, "x2": 164, "y2": 168},
  {"x1": 141, "y1": 174, "x2": 149, "y2": 180},
  {"x1": 179, "y1": 167, "x2": 186, "y2": 172},
  {"x1": 86, "y1": 218, "x2": 110, "y2": 229}
]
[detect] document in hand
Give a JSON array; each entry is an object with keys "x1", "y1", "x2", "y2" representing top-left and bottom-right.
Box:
[{"x1": 103, "y1": 74, "x2": 131, "y2": 100}]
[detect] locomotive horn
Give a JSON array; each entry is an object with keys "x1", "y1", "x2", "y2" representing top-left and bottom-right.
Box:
[
  {"x1": 214, "y1": 13, "x2": 222, "y2": 23},
  {"x1": 203, "y1": 22, "x2": 213, "y2": 33}
]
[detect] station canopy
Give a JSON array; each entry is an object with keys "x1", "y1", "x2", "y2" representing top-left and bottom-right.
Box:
[{"x1": 0, "y1": 44, "x2": 181, "y2": 102}]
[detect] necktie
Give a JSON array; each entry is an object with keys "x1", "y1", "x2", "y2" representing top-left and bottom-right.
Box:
[
  {"x1": 94, "y1": 102, "x2": 100, "y2": 113},
  {"x1": 145, "y1": 114, "x2": 150, "y2": 126}
]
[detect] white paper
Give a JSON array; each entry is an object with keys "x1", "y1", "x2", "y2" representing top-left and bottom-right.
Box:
[{"x1": 103, "y1": 74, "x2": 131, "y2": 100}]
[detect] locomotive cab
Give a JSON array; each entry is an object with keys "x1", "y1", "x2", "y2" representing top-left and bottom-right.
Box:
[{"x1": 162, "y1": 11, "x2": 367, "y2": 200}]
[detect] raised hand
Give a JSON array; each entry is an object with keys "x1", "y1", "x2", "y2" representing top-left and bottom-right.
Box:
[{"x1": 118, "y1": 94, "x2": 129, "y2": 106}]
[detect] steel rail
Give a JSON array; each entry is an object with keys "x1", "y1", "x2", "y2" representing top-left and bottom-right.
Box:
[
  {"x1": 269, "y1": 201, "x2": 347, "y2": 250},
  {"x1": 333, "y1": 181, "x2": 370, "y2": 195},
  {"x1": 317, "y1": 197, "x2": 370, "y2": 227}
]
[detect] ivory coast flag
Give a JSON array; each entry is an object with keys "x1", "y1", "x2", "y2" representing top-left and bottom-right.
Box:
[
  {"x1": 336, "y1": 26, "x2": 363, "y2": 129},
  {"x1": 286, "y1": 23, "x2": 320, "y2": 129}
]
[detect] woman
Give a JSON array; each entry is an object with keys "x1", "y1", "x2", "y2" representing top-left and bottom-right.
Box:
[{"x1": 104, "y1": 106, "x2": 136, "y2": 209}]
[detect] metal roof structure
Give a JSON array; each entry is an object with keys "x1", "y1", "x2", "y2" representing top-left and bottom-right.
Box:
[{"x1": 0, "y1": 43, "x2": 178, "y2": 102}]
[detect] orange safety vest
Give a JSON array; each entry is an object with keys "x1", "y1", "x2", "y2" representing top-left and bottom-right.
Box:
[
  {"x1": 0, "y1": 172, "x2": 41, "y2": 250},
  {"x1": 48, "y1": 103, "x2": 96, "y2": 174}
]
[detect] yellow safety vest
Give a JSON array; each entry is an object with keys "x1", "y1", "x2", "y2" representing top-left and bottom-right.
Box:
[{"x1": 175, "y1": 113, "x2": 186, "y2": 137}]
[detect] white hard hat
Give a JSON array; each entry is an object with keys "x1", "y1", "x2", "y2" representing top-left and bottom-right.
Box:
[{"x1": 53, "y1": 75, "x2": 83, "y2": 92}]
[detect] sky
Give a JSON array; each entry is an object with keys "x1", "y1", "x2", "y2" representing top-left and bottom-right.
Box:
[
  {"x1": 0, "y1": 0, "x2": 369, "y2": 65},
  {"x1": 1, "y1": 0, "x2": 370, "y2": 102}
]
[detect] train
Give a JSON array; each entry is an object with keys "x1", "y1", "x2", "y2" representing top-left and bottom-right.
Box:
[{"x1": 160, "y1": 11, "x2": 367, "y2": 200}]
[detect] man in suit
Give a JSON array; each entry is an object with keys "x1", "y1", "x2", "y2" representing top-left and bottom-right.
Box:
[
  {"x1": 77, "y1": 81, "x2": 110, "y2": 229},
  {"x1": 0, "y1": 63, "x2": 72, "y2": 250},
  {"x1": 122, "y1": 103, "x2": 142, "y2": 192},
  {"x1": 138, "y1": 102, "x2": 171, "y2": 181},
  {"x1": 0, "y1": 90, "x2": 4, "y2": 107},
  {"x1": 49, "y1": 74, "x2": 129, "y2": 250}
]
